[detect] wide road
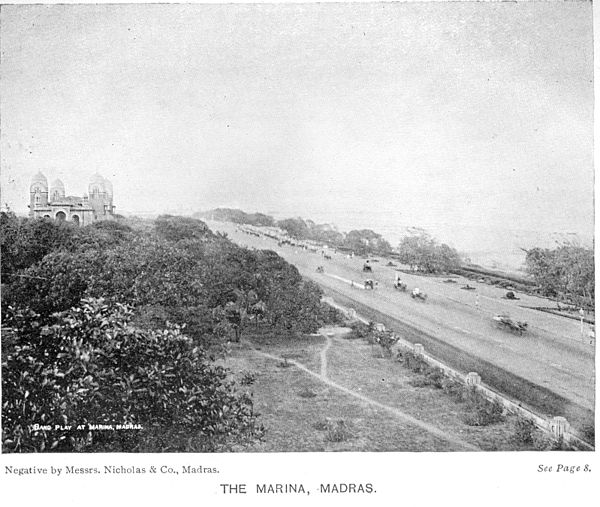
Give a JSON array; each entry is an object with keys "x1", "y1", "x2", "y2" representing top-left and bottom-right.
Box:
[{"x1": 209, "y1": 221, "x2": 595, "y2": 430}]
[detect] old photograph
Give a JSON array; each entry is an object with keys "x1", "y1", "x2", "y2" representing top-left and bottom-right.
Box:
[{"x1": 0, "y1": 0, "x2": 594, "y2": 459}]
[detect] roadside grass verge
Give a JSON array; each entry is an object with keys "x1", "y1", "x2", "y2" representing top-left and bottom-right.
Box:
[
  {"x1": 326, "y1": 336, "x2": 535, "y2": 451},
  {"x1": 323, "y1": 286, "x2": 594, "y2": 439},
  {"x1": 221, "y1": 330, "x2": 542, "y2": 451}
]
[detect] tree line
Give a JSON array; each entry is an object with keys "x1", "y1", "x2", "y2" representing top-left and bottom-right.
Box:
[
  {"x1": 195, "y1": 208, "x2": 595, "y2": 307},
  {"x1": 524, "y1": 244, "x2": 594, "y2": 309},
  {"x1": 1, "y1": 212, "x2": 336, "y2": 452}
]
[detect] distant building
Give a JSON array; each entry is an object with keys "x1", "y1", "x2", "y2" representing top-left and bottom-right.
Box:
[{"x1": 29, "y1": 171, "x2": 115, "y2": 226}]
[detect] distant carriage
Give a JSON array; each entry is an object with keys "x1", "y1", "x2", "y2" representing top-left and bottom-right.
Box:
[
  {"x1": 362, "y1": 262, "x2": 373, "y2": 272},
  {"x1": 411, "y1": 288, "x2": 427, "y2": 301},
  {"x1": 393, "y1": 281, "x2": 407, "y2": 291},
  {"x1": 493, "y1": 314, "x2": 528, "y2": 335},
  {"x1": 364, "y1": 279, "x2": 375, "y2": 290}
]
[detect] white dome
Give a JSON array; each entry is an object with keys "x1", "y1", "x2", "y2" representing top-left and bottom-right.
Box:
[
  {"x1": 90, "y1": 173, "x2": 105, "y2": 185},
  {"x1": 31, "y1": 171, "x2": 48, "y2": 190},
  {"x1": 88, "y1": 173, "x2": 106, "y2": 195},
  {"x1": 50, "y1": 178, "x2": 65, "y2": 190}
]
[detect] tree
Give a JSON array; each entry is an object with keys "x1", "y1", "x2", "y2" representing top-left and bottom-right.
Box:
[
  {"x1": 213, "y1": 289, "x2": 260, "y2": 342},
  {"x1": 266, "y1": 280, "x2": 323, "y2": 334},
  {"x1": 195, "y1": 208, "x2": 275, "y2": 227},
  {"x1": 343, "y1": 229, "x2": 392, "y2": 256},
  {"x1": 276, "y1": 217, "x2": 310, "y2": 239},
  {"x1": 397, "y1": 233, "x2": 461, "y2": 273},
  {"x1": 2, "y1": 298, "x2": 263, "y2": 452},
  {"x1": 0, "y1": 212, "x2": 76, "y2": 280},
  {"x1": 437, "y1": 243, "x2": 463, "y2": 272},
  {"x1": 525, "y1": 244, "x2": 594, "y2": 308},
  {"x1": 3, "y1": 249, "x2": 102, "y2": 321},
  {"x1": 312, "y1": 227, "x2": 344, "y2": 245}
]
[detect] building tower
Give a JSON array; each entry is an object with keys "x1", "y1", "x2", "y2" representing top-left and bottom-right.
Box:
[
  {"x1": 103, "y1": 177, "x2": 114, "y2": 210},
  {"x1": 88, "y1": 173, "x2": 107, "y2": 218},
  {"x1": 29, "y1": 171, "x2": 48, "y2": 216},
  {"x1": 49, "y1": 179, "x2": 65, "y2": 203}
]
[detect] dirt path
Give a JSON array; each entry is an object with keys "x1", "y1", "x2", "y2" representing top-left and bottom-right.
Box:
[
  {"x1": 320, "y1": 333, "x2": 333, "y2": 378},
  {"x1": 244, "y1": 336, "x2": 480, "y2": 452}
]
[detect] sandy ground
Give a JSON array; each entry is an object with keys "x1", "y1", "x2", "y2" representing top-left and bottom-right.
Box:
[{"x1": 209, "y1": 221, "x2": 595, "y2": 423}]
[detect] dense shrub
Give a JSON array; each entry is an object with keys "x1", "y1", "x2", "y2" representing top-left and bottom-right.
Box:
[
  {"x1": 397, "y1": 348, "x2": 504, "y2": 425},
  {"x1": 0, "y1": 212, "x2": 76, "y2": 279},
  {"x1": 532, "y1": 433, "x2": 567, "y2": 451},
  {"x1": 2, "y1": 214, "x2": 330, "y2": 453},
  {"x1": 239, "y1": 371, "x2": 258, "y2": 386},
  {"x1": 154, "y1": 214, "x2": 213, "y2": 242},
  {"x1": 374, "y1": 330, "x2": 399, "y2": 357},
  {"x1": 442, "y1": 377, "x2": 466, "y2": 401},
  {"x1": 317, "y1": 302, "x2": 347, "y2": 326},
  {"x1": 581, "y1": 424, "x2": 595, "y2": 444},
  {"x1": 197, "y1": 208, "x2": 275, "y2": 227},
  {"x1": 346, "y1": 321, "x2": 371, "y2": 340},
  {"x1": 3, "y1": 250, "x2": 102, "y2": 321},
  {"x1": 462, "y1": 388, "x2": 505, "y2": 426},
  {"x1": 408, "y1": 368, "x2": 445, "y2": 389},
  {"x1": 265, "y1": 279, "x2": 324, "y2": 335},
  {"x1": 513, "y1": 417, "x2": 536, "y2": 445},
  {"x1": 2, "y1": 298, "x2": 263, "y2": 452},
  {"x1": 396, "y1": 350, "x2": 429, "y2": 374}
]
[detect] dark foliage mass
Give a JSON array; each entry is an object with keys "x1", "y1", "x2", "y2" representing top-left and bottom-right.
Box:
[
  {"x1": 1, "y1": 212, "x2": 329, "y2": 452},
  {"x1": 276, "y1": 218, "x2": 392, "y2": 256},
  {"x1": 396, "y1": 232, "x2": 462, "y2": 273},
  {"x1": 195, "y1": 208, "x2": 275, "y2": 227},
  {"x1": 3, "y1": 299, "x2": 262, "y2": 452},
  {"x1": 524, "y1": 245, "x2": 594, "y2": 308}
]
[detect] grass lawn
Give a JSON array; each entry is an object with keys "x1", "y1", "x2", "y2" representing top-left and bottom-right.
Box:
[{"x1": 221, "y1": 328, "x2": 542, "y2": 452}]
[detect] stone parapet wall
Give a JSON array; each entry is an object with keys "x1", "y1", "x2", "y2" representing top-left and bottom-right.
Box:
[{"x1": 321, "y1": 296, "x2": 594, "y2": 451}]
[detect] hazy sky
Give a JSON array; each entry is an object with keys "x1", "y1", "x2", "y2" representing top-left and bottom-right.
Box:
[{"x1": 0, "y1": 2, "x2": 594, "y2": 237}]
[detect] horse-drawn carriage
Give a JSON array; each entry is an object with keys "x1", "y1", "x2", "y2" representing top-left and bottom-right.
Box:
[
  {"x1": 411, "y1": 288, "x2": 427, "y2": 301},
  {"x1": 393, "y1": 280, "x2": 407, "y2": 291},
  {"x1": 364, "y1": 279, "x2": 375, "y2": 290},
  {"x1": 362, "y1": 262, "x2": 373, "y2": 272},
  {"x1": 492, "y1": 314, "x2": 528, "y2": 335}
]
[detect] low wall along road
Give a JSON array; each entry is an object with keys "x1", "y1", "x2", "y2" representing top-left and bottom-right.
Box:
[{"x1": 321, "y1": 297, "x2": 593, "y2": 451}]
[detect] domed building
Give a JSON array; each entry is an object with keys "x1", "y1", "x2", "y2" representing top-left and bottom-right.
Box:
[{"x1": 29, "y1": 172, "x2": 116, "y2": 225}]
